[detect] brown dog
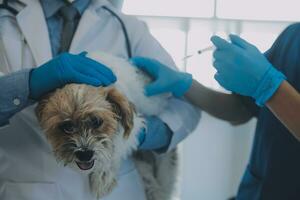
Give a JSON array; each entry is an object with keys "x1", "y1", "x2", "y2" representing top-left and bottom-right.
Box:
[{"x1": 36, "y1": 52, "x2": 179, "y2": 199}]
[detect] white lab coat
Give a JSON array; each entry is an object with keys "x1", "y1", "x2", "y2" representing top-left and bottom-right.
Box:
[{"x1": 0, "y1": 0, "x2": 201, "y2": 199}]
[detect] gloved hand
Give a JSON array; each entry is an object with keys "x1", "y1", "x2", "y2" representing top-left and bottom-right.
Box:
[
  {"x1": 130, "y1": 57, "x2": 192, "y2": 97},
  {"x1": 137, "y1": 116, "x2": 173, "y2": 151},
  {"x1": 29, "y1": 52, "x2": 116, "y2": 99},
  {"x1": 211, "y1": 34, "x2": 286, "y2": 106}
]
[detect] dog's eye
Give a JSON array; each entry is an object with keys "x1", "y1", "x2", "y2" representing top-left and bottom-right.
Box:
[
  {"x1": 89, "y1": 116, "x2": 103, "y2": 129},
  {"x1": 59, "y1": 121, "x2": 76, "y2": 134}
]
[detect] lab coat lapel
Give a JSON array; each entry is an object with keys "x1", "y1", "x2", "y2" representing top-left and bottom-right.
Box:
[
  {"x1": 16, "y1": 0, "x2": 52, "y2": 66},
  {"x1": 69, "y1": 0, "x2": 109, "y2": 52}
]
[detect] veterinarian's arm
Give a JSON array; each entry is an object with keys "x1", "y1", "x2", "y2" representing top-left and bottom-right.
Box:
[
  {"x1": 128, "y1": 19, "x2": 200, "y2": 151},
  {"x1": 0, "y1": 53, "x2": 116, "y2": 127},
  {"x1": 266, "y1": 81, "x2": 300, "y2": 140},
  {"x1": 0, "y1": 69, "x2": 34, "y2": 127},
  {"x1": 211, "y1": 35, "x2": 300, "y2": 140},
  {"x1": 185, "y1": 80, "x2": 254, "y2": 124},
  {"x1": 131, "y1": 57, "x2": 254, "y2": 124}
]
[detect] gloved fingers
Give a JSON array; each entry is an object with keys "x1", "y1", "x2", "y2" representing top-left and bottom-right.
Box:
[
  {"x1": 212, "y1": 60, "x2": 228, "y2": 72},
  {"x1": 215, "y1": 71, "x2": 239, "y2": 93},
  {"x1": 211, "y1": 36, "x2": 232, "y2": 50},
  {"x1": 76, "y1": 57, "x2": 116, "y2": 79},
  {"x1": 213, "y1": 51, "x2": 238, "y2": 72},
  {"x1": 137, "y1": 128, "x2": 146, "y2": 146},
  {"x1": 72, "y1": 73, "x2": 103, "y2": 87},
  {"x1": 130, "y1": 57, "x2": 150, "y2": 69},
  {"x1": 78, "y1": 67, "x2": 115, "y2": 86},
  {"x1": 214, "y1": 72, "x2": 229, "y2": 89},
  {"x1": 212, "y1": 50, "x2": 233, "y2": 62},
  {"x1": 86, "y1": 67, "x2": 116, "y2": 83},
  {"x1": 130, "y1": 57, "x2": 152, "y2": 68},
  {"x1": 78, "y1": 51, "x2": 88, "y2": 57},
  {"x1": 75, "y1": 56, "x2": 117, "y2": 81},
  {"x1": 92, "y1": 71, "x2": 116, "y2": 86},
  {"x1": 144, "y1": 80, "x2": 166, "y2": 96},
  {"x1": 214, "y1": 72, "x2": 222, "y2": 84},
  {"x1": 130, "y1": 57, "x2": 159, "y2": 77},
  {"x1": 91, "y1": 64, "x2": 117, "y2": 83},
  {"x1": 212, "y1": 60, "x2": 219, "y2": 70},
  {"x1": 229, "y1": 34, "x2": 254, "y2": 49}
]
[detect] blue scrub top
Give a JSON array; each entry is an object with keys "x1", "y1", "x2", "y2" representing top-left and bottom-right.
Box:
[{"x1": 237, "y1": 23, "x2": 300, "y2": 200}]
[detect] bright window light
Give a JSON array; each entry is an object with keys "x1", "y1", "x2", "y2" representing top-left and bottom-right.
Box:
[
  {"x1": 122, "y1": 0, "x2": 214, "y2": 18},
  {"x1": 217, "y1": 0, "x2": 300, "y2": 21},
  {"x1": 238, "y1": 23, "x2": 287, "y2": 52},
  {"x1": 186, "y1": 29, "x2": 281, "y2": 89},
  {"x1": 240, "y1": 32, "x2": 279, "y2": 52},
  {"x1": 149, "y1": 28, "x2": 186, "y2": 70},
  {"x1": 186, "y1": 30, "x2": 227, "y2": 89},
  {"x1": 186, "y1": 29, "x2": 215, "y2": 88}
]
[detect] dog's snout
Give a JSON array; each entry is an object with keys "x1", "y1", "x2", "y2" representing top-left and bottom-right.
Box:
[{"x1": 75, "y1": 150, "x2": 94, "y2": 161}]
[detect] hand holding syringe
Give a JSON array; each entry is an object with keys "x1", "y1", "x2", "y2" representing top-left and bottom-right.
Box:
[{"x1": 182, "y1": 45, "x2": 215, "y2": 60}]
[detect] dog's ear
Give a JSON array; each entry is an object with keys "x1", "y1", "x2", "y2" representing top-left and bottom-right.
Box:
[
  {"x1": 35, "y1": 93, "x2": 53, "y2": 123},
  {"x1": 105, "y1": 87, "x2": 135, "y2": 138},
  {"x1": 35, "y1": 99, "x2": 48, "y2": 123}
]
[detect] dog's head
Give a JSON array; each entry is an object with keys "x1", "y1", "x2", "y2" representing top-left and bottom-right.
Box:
[{"x1": 36, "y1": 84, "x2": 135, "y2": 171}]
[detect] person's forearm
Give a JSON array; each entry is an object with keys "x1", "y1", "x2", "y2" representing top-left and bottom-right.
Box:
[
  {"x1": 184, "y1": 79, "x2": 253, "y2": 124},
  {"x1": 266, "y1": 81, "x2": 300, "y2": 140},
  {"x1": 0, "y1": 69, "x2": 35, "y2": 126}
]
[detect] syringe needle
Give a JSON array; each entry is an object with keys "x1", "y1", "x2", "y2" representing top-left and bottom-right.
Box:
[
  {"x1": 197, "y1": 45, "x2": 215, "y2": 54},
  {"x1": 182, "y1": 45, "x2": 215, "y2": 61},
  {"x1": 182, "y1": 54, "x2": 194, "y2": 60}
]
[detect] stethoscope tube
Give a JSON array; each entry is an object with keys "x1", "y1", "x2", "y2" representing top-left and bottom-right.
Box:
[
  {"x1": 0, "y1": 0, "x2": 18, "y2": 15},
  {"x1": 0, "y1": 2, "x2": 133, "y2": 59},
  {"x1": 102, "y1": 6, "x2": 132, "y2": 59}
]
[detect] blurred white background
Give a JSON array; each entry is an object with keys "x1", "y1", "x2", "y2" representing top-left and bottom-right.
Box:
[{"x1": 120, "y1": 0, "x2": 296, "y2": 199}]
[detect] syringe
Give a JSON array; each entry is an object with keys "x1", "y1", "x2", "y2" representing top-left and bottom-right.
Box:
[{"x1": 182, "y1": 45, "x2": 215, "y2": 60}]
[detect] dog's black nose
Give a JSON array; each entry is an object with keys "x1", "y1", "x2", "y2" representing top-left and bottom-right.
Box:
[{"x1": 75, "y1": 150, "x2": 94, "y2": 161}]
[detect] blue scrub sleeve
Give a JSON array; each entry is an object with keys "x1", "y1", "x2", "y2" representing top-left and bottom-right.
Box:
[{"x1": 0, "y1": 69, "x2": 35, "y2": 126}]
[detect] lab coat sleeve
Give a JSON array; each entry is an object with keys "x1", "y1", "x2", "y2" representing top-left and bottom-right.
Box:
[
  {"x1": 125, "y1": 17, "x2": 201, "y2": 151},
  {"x1": 0, "y1": 69, "x2": 35, "y2": 127}
]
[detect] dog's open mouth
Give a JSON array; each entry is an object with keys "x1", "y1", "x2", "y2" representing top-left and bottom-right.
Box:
[{"x1": 76, "y1": 160, "x2": 95, "y2": 170}]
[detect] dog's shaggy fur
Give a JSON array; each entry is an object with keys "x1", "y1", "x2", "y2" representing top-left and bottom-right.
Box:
[{"x1": 36, "y1": 52, "x2": 179, "y2": 199}]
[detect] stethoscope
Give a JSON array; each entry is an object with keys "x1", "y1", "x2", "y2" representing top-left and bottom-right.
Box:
[
  {"x1": 0, "y1": 0, "x2": 132, "y2": 58},
  {"x1": 102, "y1": 6, "x2": 132, "y2": 58},
  {"x1": 0, "y1": 0, "x2": 18, "y2": 15}
]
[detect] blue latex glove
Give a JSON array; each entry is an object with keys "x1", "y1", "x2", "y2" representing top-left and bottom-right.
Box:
[
  {"x1": 29, "y1": 52, "x2": 117, "y2": 99},
  {"x1": 137, "y1": 116, "x2": 173, "y2": 151},
  {"x1": 130, "y1": 57, "x2": 192, "y2": 97},
  {"x1": 211, "y1": 34, "x2": 286, "y2": 106}
]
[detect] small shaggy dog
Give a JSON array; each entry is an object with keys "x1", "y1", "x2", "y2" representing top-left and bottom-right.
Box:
[{"x1": 36, "y1": 52, "x2": 179, "y2": 199}]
